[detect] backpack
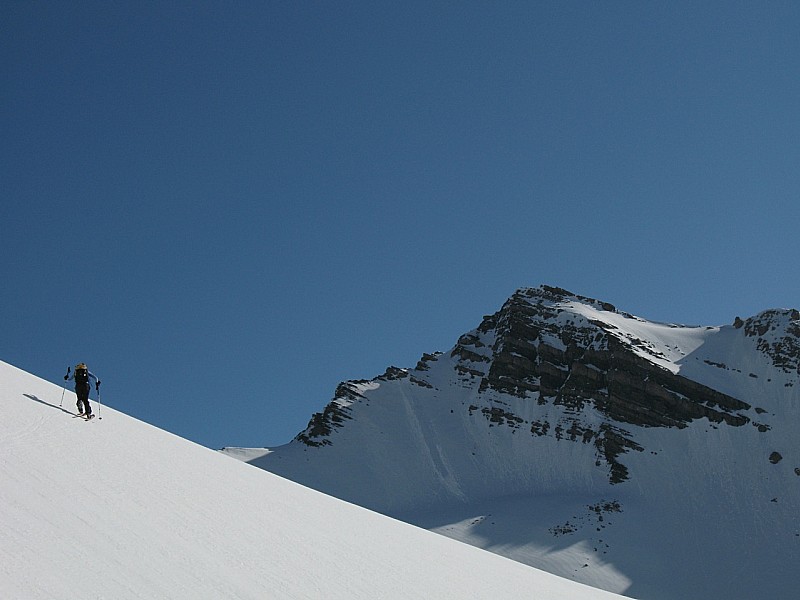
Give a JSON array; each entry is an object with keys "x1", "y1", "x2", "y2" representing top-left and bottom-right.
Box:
[{"x1": 74, "y1": 368, "x2": 89, "y2": 386}]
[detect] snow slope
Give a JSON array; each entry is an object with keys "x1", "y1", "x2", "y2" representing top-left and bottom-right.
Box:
[
  {"x1": 229, "y1": 287, "x2": 800, "y2": 599},
  {"x1": 0, "y1": 359, "x2": 626, "y2": 600}
]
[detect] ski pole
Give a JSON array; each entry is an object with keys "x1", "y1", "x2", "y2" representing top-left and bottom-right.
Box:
[
  {"x1": 59, "y1": 366, "x2": 70, "y2": 407},
  {"x1": 96, "y1": 380, "x2": 102, "y2": 419}
]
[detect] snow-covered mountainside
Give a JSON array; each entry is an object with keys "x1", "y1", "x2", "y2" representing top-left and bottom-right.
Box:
[
  {"x1": 0, "y1": 359, "x2": 626, "y2": 600},
  {"x1": 227, "y1": 285, "x2": 800, "y2": 600}
]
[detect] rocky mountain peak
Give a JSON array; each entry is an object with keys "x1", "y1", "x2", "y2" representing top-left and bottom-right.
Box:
[
  {"x1": 447, "y1": 285, "x2": 755, "y2": 483},
  {"x1": 293, "y1": 285, "x2": 768, "y2": 485},
  {"x1": 735, "y1": 308, "x2": 800, "y2": 374},
  {"x1": 288, "y1": 287, "x2": 798, "y2": 486}
]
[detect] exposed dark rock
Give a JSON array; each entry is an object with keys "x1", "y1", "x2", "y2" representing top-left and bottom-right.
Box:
[
  {"x1": 530, "y1": 419, "x2": 550, "y2": 437},
  {"x1": 565, "y1": 420, "x2": 597, "y2": 444},
  {"x1": 589, "y1": 500, "x2": 622, "y2": 514},
  {"x1": 410, "y1": 375, "x2": 434, "y2": 388},
  {"x1": 295, "y1": 382, "x2": 359, "y2": 446},
  {"x1": 481, "y1": 406, "x2": 524, "y2": 428},
  {"x1": 478, "y1": 295, "x2": 542, "y2": 397},
  {"x1": 378, "y1": 366, "x2": 409, "y2": 381},
  {"x1": 595, "y1": 424, "x2": 644, "y2": 484},
  {"x1": 596, "y1": 346, "x2": 750, "y2": 429},
  {"x1": 549, "y1": 522, "x2": 578, "y2": 536},
  {"x1": 451, "y1": 344, "x2": 490, "y2": 365},
  {"x1": 414, "y1": 352, "x2": 441, "y2": 371},
  {"x1": 742, "y1": 309, "x2": 800, "y2": 374},
  {"x1": 549, "y1": 499, "x2": 622, "y2": 538},
  {"x1": 456, "y1": 364, "x2": 486, "y2": 378},
  {"x1": 769, "y1": 452, "x2": 783, "y2": 464},
  {"x1": 705, "y1": 359, "x2": 728, "y2": 369}
]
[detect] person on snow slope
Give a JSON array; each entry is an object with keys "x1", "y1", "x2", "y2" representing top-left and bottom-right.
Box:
[{"x1": 65, "y1": 362, "x2": 100, "y2": 418}]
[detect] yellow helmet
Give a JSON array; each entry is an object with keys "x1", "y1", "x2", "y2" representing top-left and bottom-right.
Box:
[{"x1": 76, "y1": 363, "x2": 87, "y2": 370}]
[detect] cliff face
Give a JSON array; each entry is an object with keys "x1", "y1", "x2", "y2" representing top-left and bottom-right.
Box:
[{"x1": 458, "y1": 287, "x2": 754, "y2": 483}]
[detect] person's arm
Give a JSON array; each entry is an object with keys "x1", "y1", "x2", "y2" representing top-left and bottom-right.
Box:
[{"x1": 89, "y1": 371, "x2": 101, "y2": 390}]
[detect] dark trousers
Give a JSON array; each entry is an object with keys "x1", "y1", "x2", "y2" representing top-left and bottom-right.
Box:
[{"x1": 76, "y1": 384, "x2": 92, "y2": 415}]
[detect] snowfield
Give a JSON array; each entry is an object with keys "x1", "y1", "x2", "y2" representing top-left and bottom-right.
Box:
[{"x1": 0, "y1": 359, "x2": 626, "y2": 600}]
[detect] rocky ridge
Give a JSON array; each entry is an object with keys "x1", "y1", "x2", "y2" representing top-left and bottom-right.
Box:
[{"x1": 295, "y1": 285, "x2": 794, "y2": 484}]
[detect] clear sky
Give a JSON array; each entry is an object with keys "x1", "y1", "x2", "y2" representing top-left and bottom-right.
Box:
[{"x1": 3, "y1": 1, "x2": 799, "y2": 450}]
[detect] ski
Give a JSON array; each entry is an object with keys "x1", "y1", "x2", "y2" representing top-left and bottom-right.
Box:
[{"x1": 73, "y1": 413, "x2": 96, "y2": 420}]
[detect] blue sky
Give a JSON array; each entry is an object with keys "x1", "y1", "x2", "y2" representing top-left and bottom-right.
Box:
[{"x1": 3, "y1": 2, "x2": 799, "y2": 449}]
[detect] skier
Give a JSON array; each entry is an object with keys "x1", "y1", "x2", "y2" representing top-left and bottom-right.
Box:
[{"x1": 65, "y1": 362, "x2": 101, "y2": 418}]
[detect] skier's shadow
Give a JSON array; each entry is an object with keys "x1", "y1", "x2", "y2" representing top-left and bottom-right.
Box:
[{"x1": 23, "y1": 393, "x2": 74, "y2": 416}]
